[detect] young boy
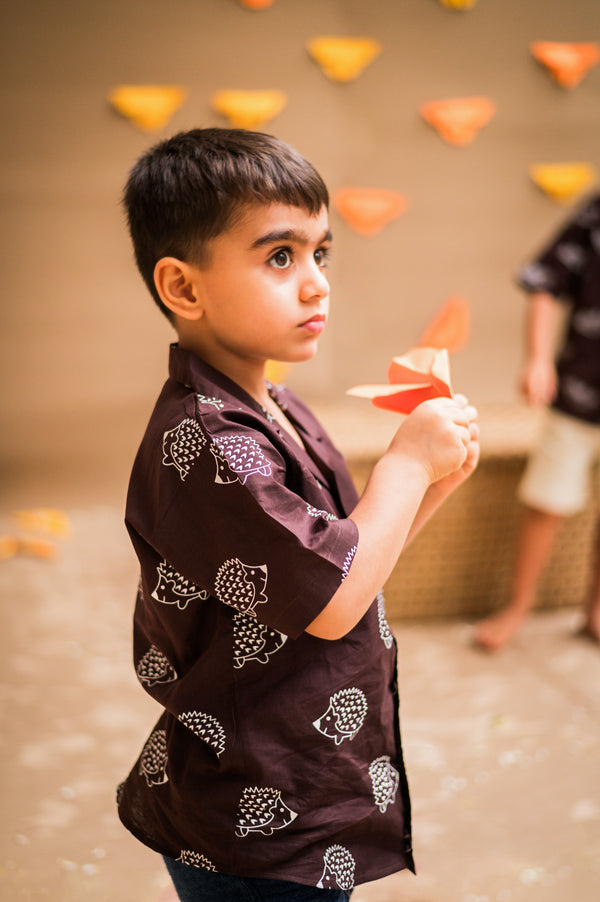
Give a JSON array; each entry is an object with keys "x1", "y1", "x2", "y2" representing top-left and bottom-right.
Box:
[
  {"x1": 117, "y1": 127, "x2": 479, "y2": 900},
  {"x1": 475, "y1": 193, "x2": 600, "y2": 652}
]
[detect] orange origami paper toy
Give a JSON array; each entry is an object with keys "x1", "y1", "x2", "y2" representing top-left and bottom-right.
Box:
[
  {"x1": 347, "y1": 348, "x2": 453, "y2": 414},
  {"x1": 333, "y1": 187, "x2": 408, "y2": 236},
  {"x1": 419, "y1": 96, "x2": 496, "y2": 146},
  {"x1": 210, "y1": 89, "x2": 287, "y2": 129},
  {"x1": 530, "y1": 42, "x2": 600, "y2": 89},
  {"x1": 529, "y1": 162, "x2": 598, "y2": 203},
  {"x1": 307, "y1": 36, "x2": 382, "y2": 82},
  {"x1": 109, "y1": 85, "x2": 187, "y2": 132},
  {"x1": 417, "y1": 294, "x2": 470, "y2": 353}
]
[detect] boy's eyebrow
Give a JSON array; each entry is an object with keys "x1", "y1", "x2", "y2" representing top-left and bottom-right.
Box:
[{"x1": 251, "y1": 228, "x2": 332, "y2": 249}]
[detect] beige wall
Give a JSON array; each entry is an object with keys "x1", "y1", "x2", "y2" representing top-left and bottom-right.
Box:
[{"x1": 1, "y1": 0, "x2": 599, "y2": 480}]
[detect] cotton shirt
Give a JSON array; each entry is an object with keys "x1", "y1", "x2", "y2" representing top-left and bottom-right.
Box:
[
  {"x1": 118, "y1": 344, "x2": 415, "y2": 891},
  {"x1": 517, "y1": 192, "x2": 600, "y2": 425}
]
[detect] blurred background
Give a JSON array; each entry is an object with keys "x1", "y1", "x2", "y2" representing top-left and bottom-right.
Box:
[{"x1": 1, "y1": 2, "x2": 599, "y2": 901}]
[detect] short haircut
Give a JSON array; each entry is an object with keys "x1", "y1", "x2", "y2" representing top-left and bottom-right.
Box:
[{"x1": 123, "y1": 127, "x2": 330, "y2": 319}]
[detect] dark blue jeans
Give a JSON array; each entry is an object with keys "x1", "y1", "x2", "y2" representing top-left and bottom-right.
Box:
[{"x1": 163, "y1": 856, "x2": 353, "y2": 901}]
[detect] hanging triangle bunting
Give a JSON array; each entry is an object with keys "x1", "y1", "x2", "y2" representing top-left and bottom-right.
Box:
[
  {"x1": 530, "y1": 41, "x2": 600, "y2": 89},
  {"x1": 333, "y1": 187, "x2": 407, "y2": 236},
  {"x1": 237, "y1": 0, "x2": 276, "y2": 8},
  {"x1": 307, "y1": 36, "x2": 382, "y2": 82},
  {"x1": 417, "y1": 295, "x2": 471, "y2": 353},
  {"x1": 109, "y1": 85, "x2": 188, "y2": 132},
  {"x1": 438, "y1": 0, "x2": 478, "y2": 8},
  {"x1": 419, "y1": 96, "x2": 496, "y2": 146},
  {"x1": 529, "y1": 162, "x2": 598, "y2": 203},
  {"x1": 210, "y1": 89, "x2": 287, "y2": 129}
]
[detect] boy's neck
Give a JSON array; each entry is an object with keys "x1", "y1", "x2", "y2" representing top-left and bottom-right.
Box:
[{"x1": 178, "y1": 336, "x2": 271, "y2": 408}]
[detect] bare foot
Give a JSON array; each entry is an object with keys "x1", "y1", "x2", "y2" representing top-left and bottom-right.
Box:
[{"x1": 473, "y1": 608, "x2": 527, "y2": 652}]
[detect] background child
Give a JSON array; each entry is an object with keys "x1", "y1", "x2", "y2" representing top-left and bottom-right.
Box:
[
  {"x1": 117, "y1": 127, "x2": 479, "y2": 900},
  {"x1": 475, "y1": 193, "x2": 600, "y2": 652}
]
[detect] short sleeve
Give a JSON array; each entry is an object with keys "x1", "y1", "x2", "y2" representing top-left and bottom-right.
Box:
[{"x1": 126, "y1": 404, "x2": 359, "y2": 640}]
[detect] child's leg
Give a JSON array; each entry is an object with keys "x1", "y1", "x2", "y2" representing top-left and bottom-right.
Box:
[
  {"x1": 163, "y1": 855, "x2": 353, "y2": 901},
  {"x1": 474, "y1": 506, "x2": 562, "y2": 651}
]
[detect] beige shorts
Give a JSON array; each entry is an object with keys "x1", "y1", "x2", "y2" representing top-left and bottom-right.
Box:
[{"x1": 518, "y1": 408, "x2": 600, "y2": 516}]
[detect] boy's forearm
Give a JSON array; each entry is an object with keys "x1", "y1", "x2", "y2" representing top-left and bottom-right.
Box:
[{"x1": 526, "y1": 291, "x2": 562, "y2": 363}]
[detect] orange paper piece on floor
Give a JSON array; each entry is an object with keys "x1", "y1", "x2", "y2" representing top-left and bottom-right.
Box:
[
  {"x1": 109, "y1": 85, "x2": 188, "y2": 132},
  {"x1": 530, "y1": 42, "x2": 600, "y2": 89},
  {"x1": 238, "y1": 0, "x2": 275, "y2": 9},
  {"x1": 420, "y1": 96, "x2": 496, "y2": 146},
  {"x1": 333, "y1": 187, "x2": 408, "y2": 236},
  {"x1": 347, "y1": 348, "x2": 453, "y2": 414},
  {"x1": 307, "y1": 36, "x2": 381, "y2": 82},
  {"x1": 529, "y1": 162, "x2": 598, "y2": 203},
  {"x1": 211, "y1": 90, "x2": 287, "y2": 129},
  {"x1": 417, "y1": 295, "x2": 470, "y2": 353},
  {"x1": 13, "y1": 508, "x2": 71, "y2": 538}
]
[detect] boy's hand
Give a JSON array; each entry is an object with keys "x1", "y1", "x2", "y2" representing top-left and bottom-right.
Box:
[
  {"x1": 520, "y1": 357, "x2": 557, "y2": 407},
  {"x1": 388, "y1": 394, "x2": 478, "y2": 485}
]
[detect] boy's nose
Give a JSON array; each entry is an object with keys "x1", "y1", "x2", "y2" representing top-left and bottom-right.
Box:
[{"x1": 299, "y1": 264, "x2": 329, "y2": 302}]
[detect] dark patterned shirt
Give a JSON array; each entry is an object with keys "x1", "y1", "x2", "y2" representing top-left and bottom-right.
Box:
[
  {"x1": 117, "y1": 344, "x2": 415, "y2": 890},
  {"x1": 517, "y1": 193, "x2": 600, "y2": 424}
]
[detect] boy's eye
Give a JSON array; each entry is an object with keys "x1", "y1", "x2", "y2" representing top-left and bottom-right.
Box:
[
  {"x1": 269, "y1": 249, "x2": 292, "y2": 269},
  {"x1": 314, "y1": 247, "x2": 330, "y2": 267}
]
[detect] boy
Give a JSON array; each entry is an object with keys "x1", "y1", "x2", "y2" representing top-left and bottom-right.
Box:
[
  {"x1": 475, "y1": 193, "x2": 600, "y2": 652},
  {"x1": 117, "y1": 128, "x2": 479, "y2": 900}
]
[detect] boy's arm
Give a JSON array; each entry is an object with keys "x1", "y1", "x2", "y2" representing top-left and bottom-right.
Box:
[
  {"x1": 520, "y1": 291, "x2": 563, "y2": 407},
  {"x1": 306, "y1": 396, "x2": 478, "y2": 640}
]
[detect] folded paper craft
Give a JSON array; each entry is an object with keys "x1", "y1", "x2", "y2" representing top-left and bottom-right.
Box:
[
  {"x1": 419, "y1": 96, "x2": 496, "y2": 146},
  {"x1": 307, "y1": 36, "x2": 381, "y2": 82},
  {"x1": 530, "y1": 42, "x2": 600, "y2": 89},
  {"x1": 529, "y1": 162, "x2": 598, "y2": 203},
  {"x1": 333, "y1": 187, "x2": 408, "y2": 235},
  {"x1": 211, "y1": 89, "x2": 287, "y2": 129},
  {"x1": 347, "y1": 348, "x2": 453, "y2": 414},
  {"x1": 109, "y1": 85, "x2": 187, "y2": 132}
]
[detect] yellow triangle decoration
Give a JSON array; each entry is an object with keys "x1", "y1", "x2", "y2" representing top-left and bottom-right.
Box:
[
  {"x1": 439, "y1": 0, "x2": 478, "y2": 9},
  {"x1": 529, "y1": 162, "x2": 598, "y2": 203},
  {"x1": 307, "y1": 36, "x2": 382, "y2": 83},
  {"x1": 211, "y1": 90, "x2": 287, "y2": 129},
  {"x1": 109, "y1": 85, "x2": 188, "y2": 132}
]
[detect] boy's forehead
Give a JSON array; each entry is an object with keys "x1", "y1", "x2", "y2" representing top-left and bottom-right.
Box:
[{"x1": 234, "y1": 202, "x2": 330, "y2": 244}]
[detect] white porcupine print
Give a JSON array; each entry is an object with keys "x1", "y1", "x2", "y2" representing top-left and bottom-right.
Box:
[
  {"x1": 151, "y1": 560, "x2": 209, "y2": 610},
  {"x1": 162, "y1": 418, "x2": 206, "y2": 480},
  {"x1": 233, "y1": 611, "x2": 287, "y2": 668},
  {"x1": 235, "y1": 786, "x2": 297, "y2": 837},
  {"x1": 139, "y1": 729, "x2": 168, "y2": 787},
  {"x1": 341, "y1": 545, "x2": 357, "y2": 581},
  {"x1": 313, "y1": 687, "x2": 368, "y2": 745},
  {"x1": 214, "y1": 559, "x2": 268, "y2": 616},
  {"x1": 317, "y1": 844, "x2": 356, "y2": 890},
  {"x1": 306, "y1": 505, "x2": 338, "y2": 521},
  {"x1": 178, "y1": 850, "x2": 218, "y2": 871},
  {"x1": 136, "y1": 645, "x2": 178, "y2": 687},
  {"x1": 376, "y1": 591, "x2": 394, "y2": 649},
  {"x1": 369, "y1": 755, "x2": 400, "y2": 813},
  {"x1": 178, "y1": 711, "x2": 226, "y2": 757},
  {"x1": 210, "y1": 443, "x2": 238, "y2": 485},
  {"x1": 212, "y1": 433, "x2": 272, "y2": 484}
]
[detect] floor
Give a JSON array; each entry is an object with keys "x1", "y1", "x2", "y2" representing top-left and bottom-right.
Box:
[{"x1": 1, "y1": 502, "x2": 599, "y2": 902}]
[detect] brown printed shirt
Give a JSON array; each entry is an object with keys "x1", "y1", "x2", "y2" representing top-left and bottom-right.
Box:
[
  {"x1": 517, "y1": 193, "x2": 600, "y2": 424},
  {"x1": 117, "y1": 344, "x2": 415, "y2": 890}
]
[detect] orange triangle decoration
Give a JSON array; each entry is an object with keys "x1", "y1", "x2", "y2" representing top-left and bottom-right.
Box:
[
  {"x1": 530, "y1": 42, "x2": 600, "y2": 89},
  {"x1": 417, "y1": 295, "x2": 471, "y2": 353},
  {"x1": 333, "y1": 187, "x2": 407, "y2": 236},
  {"x1": 347, "y1": 348, "x2": 453, "y2": 414},
  {"x1": 307, "y1": 36, "x2": 382, "y2": 82},
  {"x1": 109, "y1": 85, "x2": 187, "y2": 132},
  {"x1": 238, "y1": 0, "x2": 275, "y2": 8},
  {"x1": 210, "y1": 89, "x2": 287, "y2": 129},
  {"x1": 529, "y1": 162, "x2": 598, "y2": 203},
  {"x1": 420, "y1": 96, "x2": 496, "y2": 146},
  {"x1": 439, "y1": 0, "x2": 478, "y2": 8}
]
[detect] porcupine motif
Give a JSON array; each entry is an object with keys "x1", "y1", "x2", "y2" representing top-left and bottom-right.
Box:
[
  {"x1": 233, "y1": 611, "x2": 287, "y2": 668},
  {"x1": 214, "y1": 559, "x2": 268, "y2": 617},
  {"x1": 151, "y1": 560, "x2": 209, "y2": 610},
  {"x1": 369, "y1": 755, "x2": 400, "y2": 813},
  {"x1": 136, "y1": 645, "x2": 178, "y2": 687},
  {"x1": 178, "y1": 711, "x2": 226, "y2": 757},
  {"x1": 212, "y1": 433, "x2": 272, "y2": 484},
  {"x1": 139, "y1": 729, "x2": 168, "y2": 787},
  {"x1": 178, "y1": 850, "x2": 218, "y2": 872},
  {"x1": 376, "y1": 591, "x2": 394, "y2": 649},
  {"x1": 313, "y1": 687, "x2": 368, "y2": 745},
  {"x1": 235, "y1": 786, "x2": 297, "y2": 837},
  {"x1": 316, "y1": 844, "x2": 356, "y2": 890},
  {"x1": 162, "y1": 418, "x2": 206, "y2": 480}
]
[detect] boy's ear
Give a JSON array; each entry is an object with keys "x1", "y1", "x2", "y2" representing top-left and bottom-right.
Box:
[{"x1": 153, "y1": 257, "x2": 204, "y2": 321}]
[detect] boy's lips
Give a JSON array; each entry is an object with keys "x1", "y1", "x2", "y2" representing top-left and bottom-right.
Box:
[{"x1": 300, "y1": 313, "x2": 326, "y2": 334}]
